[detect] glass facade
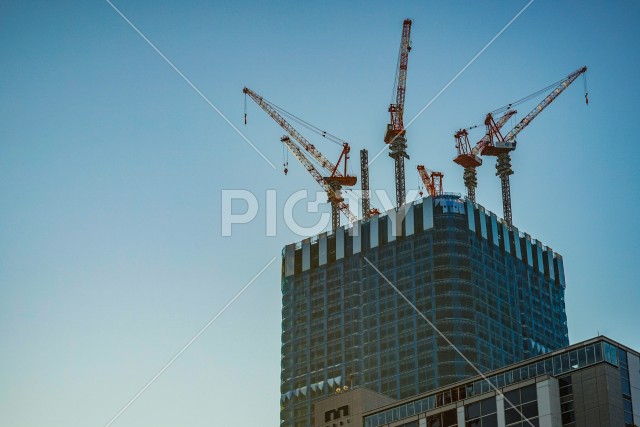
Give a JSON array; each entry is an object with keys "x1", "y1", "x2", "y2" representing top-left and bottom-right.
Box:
[
  {"x1": 618, "y1": 347, "x2": 635, "y2": 427},
  {"x1": 504, "y1": 384, "x2": 538, "y2": 426},
  {"x1": 466, "y1": 396, "x2": 498, "y2": 427},
  {"x1": 363, "y1": 339, "x2": 606, "y2": 427},
  {"x1": 280, "y1": 196, "x2": 569, "y2": 427},
  {"x1": 362, "y1": 337, "x2": 636, "y2": 427}
]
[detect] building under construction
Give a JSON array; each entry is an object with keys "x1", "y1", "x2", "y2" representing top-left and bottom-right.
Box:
[
  {"x1": 279, "y1": 195, "x2": 569, "y2": 426},
  {"x1": 240, "y1": 17, "x2": 588, "y2": 427}
]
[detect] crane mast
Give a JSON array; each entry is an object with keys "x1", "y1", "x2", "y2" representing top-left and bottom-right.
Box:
[
  {"x1": 453, "y1": 110, "x2": 517, "y2": 202},
  {"x1": 384, "y1": 19, "x2": 412, "y2": 208},
  {"x1": 360, "y1": 149, "x2": 371, "y2": 220},
  {"x1": 481, "y1": 65, "x2": 588, "y2": 225}
]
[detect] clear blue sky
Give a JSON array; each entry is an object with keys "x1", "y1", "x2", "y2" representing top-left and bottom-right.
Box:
[{"x1": 1, "y1": 1, "x2": 639, "y2": 426}]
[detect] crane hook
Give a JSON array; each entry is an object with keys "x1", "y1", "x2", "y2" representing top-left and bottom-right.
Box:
[{"x1": 244, "y1": 92, "x2": 248, "y2": 125}]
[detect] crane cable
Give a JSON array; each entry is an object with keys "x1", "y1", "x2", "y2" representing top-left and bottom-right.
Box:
[
  {"x1": 282, "y1": 140, "x2": 289, "y2": 175},
  {"x1": 490, "y1": 78, "x2": 568, "y2": 116},
  {"x1": 462, "y1": 70, "x2": 590, "y2": 130},
  {"x1": 261, "y1": 98, "x2": 347, "y2": 147},
  {"x1": 583, "y1": 73, "x2": 589, "y2": 105},
  {"x1": 244, "y1": 92, "x2": 347, "y2": 147}
]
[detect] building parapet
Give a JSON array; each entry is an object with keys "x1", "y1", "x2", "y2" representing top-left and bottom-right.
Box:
[{"x1": 283, "y1": 195, "x2": 564, "y2": 286}]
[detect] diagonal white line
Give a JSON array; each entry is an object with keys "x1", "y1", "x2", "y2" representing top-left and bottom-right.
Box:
[
  {"x1": 369, "y1": 0, "x2": 536, "y2": 166},
  {"x1": 104, "y1": 0, "x2": 277, "y2": 170},
  {"x1": 102, "y1": 256, "x2": 278, "y2": 427},
  {"x1": 363, "y1": 256, "x2": 536, "y2": 427}
]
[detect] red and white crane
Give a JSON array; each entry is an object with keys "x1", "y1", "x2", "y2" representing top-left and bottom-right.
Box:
[
  {"x1": 384, "y1": 19, "x2": 412, "y2": 209},
  {"x1": 454, "y1": 110, "x2": 517, "y2": 202},
  {"x1": 243, "y1": 87, "x2": 357, "y2": 230},
  {"x1": 417, "y1": 165, "x2": 444, "y2": 197},
  {"x1": 453, "y1": 65, "x2": 587, "y2": 224},
  {"x1": 480, "y1": 65, "x2": 588, "y2": 225}
]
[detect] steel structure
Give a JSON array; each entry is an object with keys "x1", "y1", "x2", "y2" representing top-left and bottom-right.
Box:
[
  {"x1": 481, "y1": 66, "x2": 587, "y2": 225},
  {"x1": 360, "y1": 149, "x2": 371, "y2": 220},
  {"x1": 243, "y1": 87, "x2": 357, "y2": 230},
  {"x1": 417, "y1": 165, "x2": 444, "y2": 197},
  {"x1": 384, "y1": 19, "x2": 412, "y2": 208},
  {"x1": 281, "y1": 137, "x2": 358, "y2": 230},
  {"x1": 453, "y1": 110, "x2": 516, "y2": 202}
]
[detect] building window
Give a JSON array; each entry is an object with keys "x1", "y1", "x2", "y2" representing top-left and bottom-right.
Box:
[
  {"x1": 558, "y1": 376, "x2": 575, "y2": 427},
  {"x1": 618, "y1": 348, "x2": 635, "y2": 426},
  {"x1": 427, "y1": 408, "x2": 457, "y2": 427},
  {"x1": 504, "y1": 384, "x2": 538, "y2": 427},
  {"x1": 604, "y1": 342, "x2": 619, "y2": 366},
  {"x1": 465, "y1": 396, "x2": 497, "y2": 427}
]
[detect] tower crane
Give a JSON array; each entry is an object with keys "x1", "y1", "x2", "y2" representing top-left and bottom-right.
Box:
[
  {"x1": 384, "y1": 19, "x2": 412, "y2": 209},
  {"x1": 480, "y1": 65, "x2": 587, "y2": 225},
  {"x1": 417, "y1": 165, "x2": 444, "y2": 197},
  {"x1": 453, "y1": 110, "x2": 517, "y2": 202},
  {"x1": 243, "y1": 87, "x2": 357, "y2": 231},
  {"x1": 281, "y1": 136, "x2": 358, "y2": 228}
]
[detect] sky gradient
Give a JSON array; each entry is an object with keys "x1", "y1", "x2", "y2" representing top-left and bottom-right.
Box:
[{"x1": 1, "y1": 1, "x2": 639, "y2": 426}]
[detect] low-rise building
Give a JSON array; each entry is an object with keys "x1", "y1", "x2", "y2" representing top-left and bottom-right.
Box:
[{"x1": 313, "y1": 336, "x2": 639, "y2": 427}]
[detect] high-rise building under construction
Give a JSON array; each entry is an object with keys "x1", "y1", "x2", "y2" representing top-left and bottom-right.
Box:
[{"x1": 279, "y1": 195, "x2": 569, "y2": 427}]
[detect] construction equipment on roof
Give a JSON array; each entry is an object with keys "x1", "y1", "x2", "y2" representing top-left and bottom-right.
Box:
[
  {"x1": 360, "y1": 149, "x2": 372, "y2": 220},
  {"x1": 243, "y1": 87, "x2": 357, "y2": 231},
  {"x1": 281, "y1": 136, "x2": 358, "y2": 229},
  {"x1": 480, "y1": 65, "x2": 588, "y2": 225},
  {"x1": 384, "y1": 19, "x2": 412, "y2": 209},
  {"x1": 417, "y1": 165, "x2": 444, "y2": 197},
  {"x1": 454, "y1": 110, "x2": 516, "y2": 203},
  {"x1": 359, "y1": 149, "x2": 380, "y2": 220}
]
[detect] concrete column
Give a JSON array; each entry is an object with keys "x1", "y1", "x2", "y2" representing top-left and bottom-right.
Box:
[
  {"x1": 336, "y1": 227, "x2": 344, "y2": 260},
  {"x1": 284, "y1": 244, "x2": 295, "y2": 277},
  {"x1": 536, "y1": 242, "x2": 545, "y2": 274},
  {"x1": 525, "y1": 235, "x2": 533, "y2": 267},
  {"x1": 466, "y1": 199, "x2": 476, "y2": 232},
  {"x1": 491, "y1": 214, "x2": 500, "y2": 247},
  {"x1": 547, "y1": 249, "x2": 555, "y2": 280},
  {"x1": 302, "y1": 238, "x2": 311, "y2": 271},
  {"x1": 457, "y1": 406, "x2": 465, "y2": 426},
  {"x1": 629, "y1": 353, "x2": 640, "y2": 427},
  {"x1": 512, "y1": 227, "x2": 522, "y2": 260},
  {"x1": 479, "y1": 208, "x2": 488, "y2": 239},
  {"x1": 556, "y1": 255, "x2": 566, "y2": 287},
  {"x1": 387, "y1": 209, "x2": 397, "y2": 242},
  {"x1": 405, "y1": 203, "x2": 415, "y2": 236},
  {"x1": 502, "y1": 223, "x2": 511, "y2": 254},
  {"x1": 536, "y1": 378, "x2": 561, "y2": 427},
  {"x1": 319, "y1": 233, "x2": 327, "y2": 266},
  {"x1": 351, "y1": 223, "x2": 361, "y2": 254},
  {"x1": 423, "y1": 196, "x2": 434, "y2": 230},
  {"x1": 496, "y1": 393, "x2": 506, "y2": 427}
]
